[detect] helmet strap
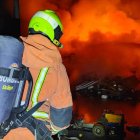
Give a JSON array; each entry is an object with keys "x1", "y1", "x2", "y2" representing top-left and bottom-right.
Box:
[{"x1": 53, "y1": 39, "x2": 63, "y2": 48}]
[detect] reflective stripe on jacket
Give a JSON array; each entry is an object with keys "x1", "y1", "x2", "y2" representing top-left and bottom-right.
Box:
[{"x1": 21, "y1": 34, "x2": 73, "y2": 132}]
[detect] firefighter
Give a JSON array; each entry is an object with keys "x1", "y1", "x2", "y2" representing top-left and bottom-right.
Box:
[{"x1": 20, "y1": 10, "x2": 73, "y2": 139}]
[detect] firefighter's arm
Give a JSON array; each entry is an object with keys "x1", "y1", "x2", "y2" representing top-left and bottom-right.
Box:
[
  {"x1": 49, "y1": 86, "x2": 73, "y2": 134},
  {"x1": 49, "y1": 106, "x2": 72, "y2": 135}
]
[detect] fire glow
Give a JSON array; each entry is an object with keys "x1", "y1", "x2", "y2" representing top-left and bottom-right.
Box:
[
  {"x1": 18, "y1": 0, "x2": 140, "y2": 83},
  {"x1": 19, "y1": 0, "x2": 140, "y2": 122},
  {"x1": 3, "y1": 1, "x2": 140, "y2": 139}
]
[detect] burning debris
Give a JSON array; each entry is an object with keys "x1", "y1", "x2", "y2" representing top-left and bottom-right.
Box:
[{"x1": 75, "y1": 75, "x2": 140, "y2": 101}]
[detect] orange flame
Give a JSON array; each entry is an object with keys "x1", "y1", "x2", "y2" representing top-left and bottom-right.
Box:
[
  {"x1": 18, "y1": 0, "x2": 140, "y2": 83},
  {"x1": 3, "y1": 1, "x2": 140, "y2": 139}
]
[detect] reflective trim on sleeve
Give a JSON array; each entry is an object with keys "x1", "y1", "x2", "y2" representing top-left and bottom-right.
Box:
[
  {"x1": 50, "y1": 121, "x2": 61, "y2": 134},
  {"x1": 32, "y1": 111, "x2": 49, "y2": 119},
  {"x1": 31, "y1": 67, "x2": 49, "y2": 119}
]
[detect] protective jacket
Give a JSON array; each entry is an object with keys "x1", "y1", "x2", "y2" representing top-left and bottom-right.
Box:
[{"x1": 20, "y1": 34, "x2": 73, "y2": 133}]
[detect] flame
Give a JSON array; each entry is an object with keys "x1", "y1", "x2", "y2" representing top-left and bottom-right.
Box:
[
  {"x1": 3, "y1": 1, "x2": 140, "y2": 139},
  {"x1": 18, "y1": 0, "x2": 140, "y2": 83}
]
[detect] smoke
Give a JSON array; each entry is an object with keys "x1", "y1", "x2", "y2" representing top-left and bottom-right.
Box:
[
  {"x1": 119, "y1": 0, "x2": 140, "y2": 20},
  {"x1": 63, "y1": 38, "x2": 140, "y2": 83},
  {"x1": 19, "y1": 0, "x2": 140, "y2": 82},
  {"x1": 61, "y1": 0, "x2": 140, "y2": 42}
]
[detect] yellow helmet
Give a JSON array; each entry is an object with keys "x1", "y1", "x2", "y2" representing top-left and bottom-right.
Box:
[{"x1": 28, "y1": 10, "x2": 63, "y2": 48}]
